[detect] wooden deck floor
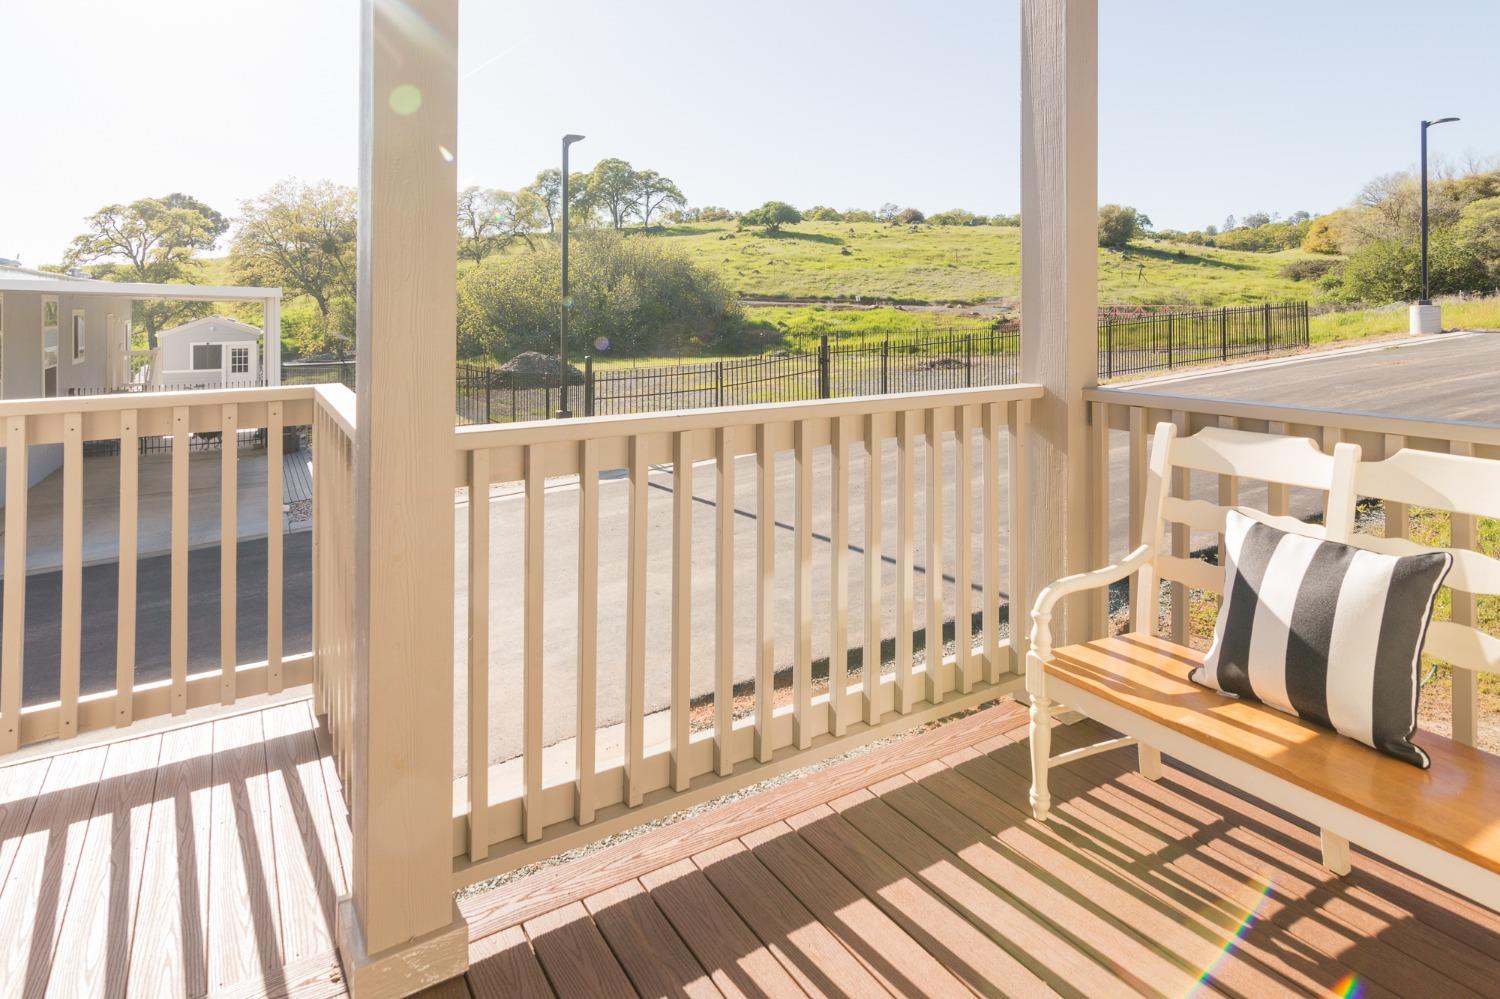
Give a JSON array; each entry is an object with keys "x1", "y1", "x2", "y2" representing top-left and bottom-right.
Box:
[
  {"x1": 0, "y1": 698, "x2": 352, "y2": 998},
  {"x1": 457, "y1": 699, "x2": 1500, "y2": 999},
  {"x1": 3, "y1": 697, "x2": 1497, "y2": 997}
]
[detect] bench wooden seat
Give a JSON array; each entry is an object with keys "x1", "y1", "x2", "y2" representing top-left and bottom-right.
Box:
[
  {"x1": 1026, "y1": 421, "x2": 1500, "y2": 915},
  {"x1": 1047, "y1": 632, "x2": 1500, "y2": 884}
]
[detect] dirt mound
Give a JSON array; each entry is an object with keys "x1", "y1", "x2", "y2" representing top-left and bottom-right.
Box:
[{"x1": 497, "y1": 351, "x2": 585, "y2": 387}]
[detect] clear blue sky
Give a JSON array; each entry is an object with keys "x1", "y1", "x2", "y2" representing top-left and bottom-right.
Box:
[{"x1": 3, "y1": 0, "x2": 1495, "y2": 265}]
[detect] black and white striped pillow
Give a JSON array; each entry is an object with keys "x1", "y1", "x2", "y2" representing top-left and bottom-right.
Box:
[{"x1": 1191, "y1": 511, "x2": 1452, "y2": 768}]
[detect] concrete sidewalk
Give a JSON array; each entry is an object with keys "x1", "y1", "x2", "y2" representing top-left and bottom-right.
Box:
[{"x1": 1, "y1": 446, "x2": 313, "y2": 575}]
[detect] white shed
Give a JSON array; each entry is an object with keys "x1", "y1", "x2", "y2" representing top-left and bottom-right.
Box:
[{"x1": 154, "y1": 315, "x2": 270, "y2": 389}]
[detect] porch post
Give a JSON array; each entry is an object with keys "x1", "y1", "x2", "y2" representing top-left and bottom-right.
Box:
[
  {"x1": 262, "y1": 295, "x2": 282, "y2": 386},
  {"x1": 1019, "y1": 0, "x2": 1098, "y2": 646},
  {"x1": 337, "y1": 0, "x2": 467, "y2": 994}
]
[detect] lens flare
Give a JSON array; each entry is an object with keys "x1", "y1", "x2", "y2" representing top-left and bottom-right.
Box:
[
  {"x1": 438, "y1": 145, "x2": 454, "y2": 163},
  {"x1": 1332, "y1": 974, "x2": 1365, "y2": 998},
  {"x1": 1186, "y1": 877, "x2": 1274, "y2": 997},
  {"x1": 388, "y1": 84, "x2": 423, "y2": 116},
  {"x1": 593, "y1": 336, "x2": 610, "y2": 352}
]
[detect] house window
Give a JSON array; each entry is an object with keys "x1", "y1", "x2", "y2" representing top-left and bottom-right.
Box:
[
  {"x1": 230, "y1": 346, "x2": 250, "y2": 375},
  {"x1": 72, "y1": 310, "x2": 86, "y2": 363},
  {"x1": 42, "y1": 297, "x2": 58, "y2": 393},
  {"x1": 192, "y1": 343, "x2": 223, "y2": 371}
]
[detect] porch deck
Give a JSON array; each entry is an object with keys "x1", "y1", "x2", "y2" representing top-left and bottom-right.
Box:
[{"x1": 4, "y1": 697, "x2": 1497, "y2": 998}]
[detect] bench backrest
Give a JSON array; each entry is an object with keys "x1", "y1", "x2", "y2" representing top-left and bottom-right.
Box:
[
  {"x1": 1349, "y1": 448, "x2": 1500, "y2": 746},
  {"x1": 1137, "y1": 421, "x2": 1497, "y2": 748},
  {"x1": 1134, "y1": 422, "x2": 1361, "y2": 633}
]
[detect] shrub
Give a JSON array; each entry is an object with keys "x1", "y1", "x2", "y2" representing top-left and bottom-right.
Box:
[
  {"x1": 1278, "y1": 257, "x2": 1338, "y2": 282},
  {"x1": 741, "y1": 201, "x2": 803, "y2": 232},
  {"x1": 841, "y1": 208, "x2": 877, "y2": 223},
  {"x1": 1301, "y1": 217, "x2": 1342, "y2": 254},
  {"x1": 894, "y1": 207, "x2": 926, "y2": 225},
  {"x1": 1097, "y1": 204, "x2": 1141, "y2": 248},
  {"x1": 803, "y1": 205, "x2": 843, "y2": 221},
  {"x1": 928, "y1": 208, "x2": 980, "y2": 226},
  {"x1": 1322, "y1": 229, "x2": 1485, "y2": 303},
  {"x1": 456, "y1": 231, "x2": 745, "y2": 358}
]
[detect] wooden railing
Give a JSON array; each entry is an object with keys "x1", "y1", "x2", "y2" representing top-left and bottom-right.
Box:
[
  {"x1": 311, "y1": 385, "x2": 357, "y2": 798},
  {"x1": 449, "y1": 384, "x2": 1041, "y2": 882},
  {"x1": 1088, "y1": 386, "x2": 1500, "y2": 747},
  {"x1": 0, "y1": 386, "x2": 321, "y2": 754}
]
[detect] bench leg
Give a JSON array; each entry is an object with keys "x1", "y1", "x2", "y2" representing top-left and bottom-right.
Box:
[
  {"x1": 1320, "y1": 829, "x2": 1351, "y2": 876},
  {"x1": 1138, "y1": 744, "x2": 1162, "y2": 782},
  {"x1": 1028, "y1": 693, "x2": 1052, "y2": 821}
]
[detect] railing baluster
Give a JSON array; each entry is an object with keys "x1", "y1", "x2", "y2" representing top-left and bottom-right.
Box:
[
  {"x1": 713, "y1": 427, "x2": 734, "y2": 775},
  {"x1": 1, "y1": 416, "x2": 28, "y2": 753},
  {"x1": 828, "y1": 415, "x2": 850, "y2": 736},
  {"x1": 923, "y1": 408, "x2": 945, "y2": 704},
  {"x1": 1383, "y1": 434, "x2": 1409, "y2": 542},
  {"x1": 171, "y1": 406, "x2": 189, "y2": 714},
  {"x1": 467, "y1": 448, "x2": 491, "y2": 861},
  {"x1": 671, "y1": 430, "x2": 693, "y2": 789},
  {"x1": 576, "y1": 438, "x2": 599, "y2": 820},
  {"x1": 522, "y1": 444, "x2": 545, "y2": 842},
  {"x1": 895, "y1": 410, "x2": 915, "y2": 712},
  {"x1": 116, "y1": 409, "x2": 138, "y2": 726},
  {"x1": 755, "y1": 424, "x2": 775, "y2": 761},
  {"x1": 953, "y1": 405, "x2": 973, "y2": 693},
  {"x1": 266, "y1": 401, "x2": 284, "y2": 694},
  {"x1": 1127, "y1": 407, "x2": 1147, "y2": 631},
  {"x1": 793, "y1": 421, "x2": 813, "y2": 749},
  {"x1": 1217, "y1": 415, "x2": 1240, "y2": 594},
  {"x1": 862, "y1": 414, "x2": 883, "y2": 723},
  {"x1": 1450, "y1": 439, "x2": 1479, "y2": 747},
  {"x1": 1007, "y1": 400, "x2": 1029, "y2": 671},
  {"x1": 981, "y1": 403, "x2": 1000, "y2": 683},
  {"x1": 1089, "y1": 402, "x2": 1110, "y2": 639},
  {"x1": 1265, "y1": 421, "x2": 1292, "y2": 517},
  {"x1": 59, "y1": 414, "x2": 83, "y2": 738},
  {"x1": 220, "y1": 404, "x2": 238, "y2": 704},
  {"x1": 1169, "y1": 410, "x2": 1189, "y2": 646},
  {"x1": 625, "y1": 435, "x2": 648, "y2": 804}
]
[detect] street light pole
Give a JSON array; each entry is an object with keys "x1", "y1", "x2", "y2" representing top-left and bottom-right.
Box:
[
  {"x1": 558, "y1": 133, "x2": 585, "y2": 418},
  {"x1": 1419, "y1": 116, "x2": 1459, "y2": 305}
]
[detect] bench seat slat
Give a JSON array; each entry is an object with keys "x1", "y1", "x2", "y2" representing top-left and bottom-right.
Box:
[{"x1": 1045, "y1": 632, "x2": 1500, "y2": 878}]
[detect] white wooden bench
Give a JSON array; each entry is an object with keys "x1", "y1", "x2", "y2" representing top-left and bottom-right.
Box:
[{"x1": 1026, "y1": 423, "x2": 1500, "y2": 913}]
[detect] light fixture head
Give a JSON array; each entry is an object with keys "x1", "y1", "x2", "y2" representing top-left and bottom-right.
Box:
[
  {"x1": 563, "y1": 133, "x2": 586, "y2": 145},
  {"x1": 1424, "y1": 117, "x2": 1460, "y2": 127}
]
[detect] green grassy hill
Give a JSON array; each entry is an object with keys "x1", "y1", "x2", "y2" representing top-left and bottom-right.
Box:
[{"x1": 649, "y1": 221, "x2": 1324, "y2": 307}]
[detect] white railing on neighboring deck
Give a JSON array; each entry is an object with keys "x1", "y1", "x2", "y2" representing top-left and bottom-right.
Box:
[
  {"x1": 1089, "y1": 386, "x2": 1500, "y2": 748},
  {"x1": 0, "y1": 386, "x2": 337, "y2": 754},
  {"x1": 449, "y1": 383, "x2": 1042, "y2": 883}
]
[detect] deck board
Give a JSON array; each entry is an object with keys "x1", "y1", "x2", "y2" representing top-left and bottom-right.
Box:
[{"x1": 0, "y1": 696, "x2": 1495, "y2": 997}]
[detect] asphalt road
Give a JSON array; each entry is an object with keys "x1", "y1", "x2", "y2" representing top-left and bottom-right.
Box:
[
  {"x1": 20, "y1": 330, "x2": 1499, "y2": 770},
  {"x1": 6, "y1": 532, "x2": 312, "y2": 706}
]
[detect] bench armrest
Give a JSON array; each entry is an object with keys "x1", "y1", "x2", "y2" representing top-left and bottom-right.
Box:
[{"x1": 1028, "y1": 544, "x2": 1153, "y2": 671}]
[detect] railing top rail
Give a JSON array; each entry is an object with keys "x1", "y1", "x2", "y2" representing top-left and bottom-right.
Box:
[
  {"x1": 0, "y1": 384, "x2": 318, "y2": 418},
  {"x1": 1087, "y1": 386, "x2": 1500, "y2": 446},
  {"x1": 313, "y1": 383, "x2": 358, "y2": 437},
  {"x1": 454, "y1": 382, "x2": 1043, "y2": 450}
]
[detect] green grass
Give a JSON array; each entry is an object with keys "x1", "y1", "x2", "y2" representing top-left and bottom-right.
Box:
[
  {"x1": 1310, "y1": 295, "x2": 1500, "y2": 345},
  {"x1": 646, "y1": 221, "x2": 1323, "y2": 307}
]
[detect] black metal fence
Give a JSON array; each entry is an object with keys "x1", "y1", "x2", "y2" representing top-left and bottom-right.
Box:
[
  {"x1": 1097, "y1": 301, "x2": 1308, "y2": 379},
  {"x1": 453, "y1": 326, "x2": 1023, "y2": 425},
  {"x1": 287, "y1": 301, "x2": 1308, "y2": 425}
]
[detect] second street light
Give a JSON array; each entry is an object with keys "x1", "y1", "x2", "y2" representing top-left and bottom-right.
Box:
[
  {"x1": 558, "y1": 133, "x2": 585, "y2": 417},
  {"x1": 1413, "y1": 115, "x2": 1459, "y2": 335}
]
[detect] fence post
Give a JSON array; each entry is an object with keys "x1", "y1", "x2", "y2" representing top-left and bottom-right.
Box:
[
  {"x1": 1166, "y1": 312, "x2": 1174, "y2": 369},
  {"x1": 1220, "y1": 306, "x2": 1228, "y2": 361},
  {"x1": 583, "y1": 355, "x2": 594, "y2": 417},
  {"x1": 716, "y1": 360, "x2": 724, "y2": 408},
  {"x1": 965, "y1": 330, "x2": 973, "y2": 387},
  {"x1": 1105, "y1": 318, "x2": 1113, "y2": 379},
  {"x1": 881, "y1": 337, "x2": 890, "y2": 395},
  {"x1": 818, "y1": 334, "x2": 831, "y2": 399},
  {"x1": 484, "y1": 362, "x2": 492, "y2": 424},
  {"x1": 1263, "y1": 302, "x2": 1271, "y2": 353}
]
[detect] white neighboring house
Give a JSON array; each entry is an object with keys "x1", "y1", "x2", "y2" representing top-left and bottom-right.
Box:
[
  {"x1": 152, "y1": 316, "x2": 268, "y2": 389},
  {"x1": 0, "y1": 260, "x2": 282, "y2": 497}
]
